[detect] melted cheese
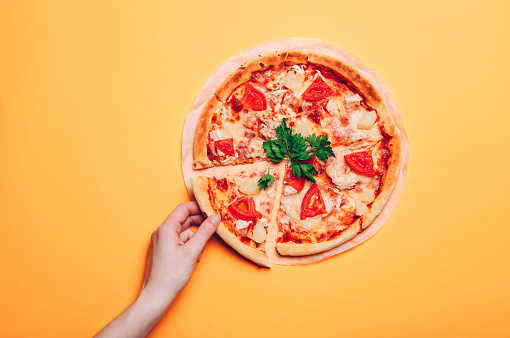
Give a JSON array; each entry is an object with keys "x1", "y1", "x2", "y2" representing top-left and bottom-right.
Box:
[
  {"x1": 346, "y1": 180, "x2": 377, "y2": 204},
  {"x1": 266, "y1": 72, "x2": 287, "y2": 90},
  {"x1": 246, "y1": 139, "x2": 264, "y2": 158}
]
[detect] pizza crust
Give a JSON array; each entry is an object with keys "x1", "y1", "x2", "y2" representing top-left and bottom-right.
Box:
[
  {"x1": 190, "y1": 176, "x2": 271, "y2": 267},
  {"x1": 276, "y1": 221, "x2": 361, "y2": 256},
  {"x1": 360, "y1": 131, "x2": 402, "y2": 229}
]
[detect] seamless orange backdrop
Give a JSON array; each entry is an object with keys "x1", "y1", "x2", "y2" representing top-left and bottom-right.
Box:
[{"x1": 1, "y1": 1, "x2": 509, "y2": 337}]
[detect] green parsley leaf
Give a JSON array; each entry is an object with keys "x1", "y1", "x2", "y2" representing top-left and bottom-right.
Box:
[
  {"x1": 262, "y1": 119, "x2": 335, "y2": 183},
  {"x1": 257, "y1": 167, "x2": 275, "y2": 191},
  {"x1": 305, "y1": 134, "x2": 334, "y2": 160}
]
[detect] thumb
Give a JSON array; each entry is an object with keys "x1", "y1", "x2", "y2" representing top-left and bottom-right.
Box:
[{"x1": 186, "y1": 214, "x2": 221, "y2": 255}]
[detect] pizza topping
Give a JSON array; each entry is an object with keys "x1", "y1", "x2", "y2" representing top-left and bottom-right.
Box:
[
  {"x1": 354, "y1": 199, "x2": 369, "y2": 216},
  {"x1": 302, "y1": 77, "x2": 332, "y2": 101},
  {"x1": 300, "y1": 184, "x2": 327, "y2": 220},
  {"x1": 231, "y1": 97, "x2": 244, "y2": 113},
  {"x1": 294, "y1": 122, "x2": 311, "y2": 137},
  {"x1": 283, "y1": 185, "x2": 298, "y2": 196},
  {"x1": 209, "y1": 129, "x2": 223, "y2": 141},
  {"x1": 242, "y1": 83, "x2": 267, "y2": 111},
  {"x1": 228, "y1": 196, "x2": 262, "y2": 221},
  {"x1": 327, "y1": 164, "x2": 358, "y2": 190},
  {"x1": 347, "y1": 180, "x2": 378, "y2": 204},
  {"x1": 257, "y1": 167, "x2": 275, "y2": 191},
  {"x1": 235, "y1": 176, "x2": 260, "y2": 195},
  {"x1": 301, "y1": 156, "x2": 323, "y2": 174},
  {"x1": 235, "y1": 219, "x2": 252, "y2": 231},
  {"x1": 214, "y1": 138, "x2": 235, "y2": 156},
  {"x1": 344, "y1": 151, "x2": 377, "y2": 176},
  {"x1": 263, "y1": 119, "x2": 334, "y2": 183},
  {"x1": 265, "y1": 72, "x2": 287, "y2": 90},
  {"x1": 345, "y1": 94, "x2": 362, "y2": 108},
  {"x1": 249, "y1": 219, "x2": 267, "y2": 243},
  {"x1": 207, "y1": 142, "x2": 220, "y2": 162},
  {"x1": 357, "y1": 111, "x2": 377, "y2": 130},
  {"x1": 246, "y1": 139, "x2": 265, "y2": 158},
  {"x1": 325, "y1": 99, "x2": 339, "y2": 115},
  {"x1": 322, "y1": 193, "x2": 337, "y2": 217},
  {"x1": 284, "y1": 169, "x2": 306, "y2": 193},
  {"x1": 283, "y1": 70, "x2": 305, "y2": 94},
  {"x1": 215, "y1": 177, "x2": 229, "y2": 192}
]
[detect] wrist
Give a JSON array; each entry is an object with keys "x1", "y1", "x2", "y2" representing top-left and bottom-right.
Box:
[{"x1": 137, "y1": 285, "x2": 176, "y2": 315}]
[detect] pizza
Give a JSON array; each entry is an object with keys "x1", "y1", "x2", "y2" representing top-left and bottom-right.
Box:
[{"x1": 190, "y1": 50, "x2": 401, "y2": 267}]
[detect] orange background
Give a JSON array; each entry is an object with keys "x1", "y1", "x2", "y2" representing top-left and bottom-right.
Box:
[{"x1": 1, "y1": 1, "x2": 509, "y2": 337}]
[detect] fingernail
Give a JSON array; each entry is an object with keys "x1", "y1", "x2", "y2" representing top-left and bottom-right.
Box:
[{"x1": 210, "y1": 214, "x2": 221, "y2": 226}]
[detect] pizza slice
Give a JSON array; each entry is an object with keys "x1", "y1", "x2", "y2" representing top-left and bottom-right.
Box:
[{"x1": 190, "y1": 168, "x2": 280, "y2": 267}]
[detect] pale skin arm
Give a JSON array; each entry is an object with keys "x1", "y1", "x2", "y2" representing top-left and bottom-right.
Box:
[{"x1": 94, "y1": 202, "x2": 220, "y2": 338}]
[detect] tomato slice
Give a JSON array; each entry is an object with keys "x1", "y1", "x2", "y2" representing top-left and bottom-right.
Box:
[
  {"x1": 207, "y1": 142, "x2": 220, "y2": 162},
  {"x1": 302, "y1": 77, "x2": 332, "y2": 101},
  {"x1": 300, "y1": 184, "x2": 327, "y2": 220},
  {"x1": 284, "y1": 169, "x2": 306, "y2": 192},
  {"x1": 344, "y1": 151, "x2": 377, "y2": 176},
  {"x1": 228, "y1": 196, "x2": 262, "y2": 221},
  {"x1": 214, "y1": 138, "x2": 235, "y2": 156},
  {"x1": 242, "y1": 83, "x2": 267, "y2": 111}
]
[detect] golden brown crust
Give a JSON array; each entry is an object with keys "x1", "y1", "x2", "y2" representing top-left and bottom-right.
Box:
[
  {"x1": 276, "y1": 221, "x2": 361, "y2": 256},
  {"x1": 190, "y1": 176, "x2": 271, "y2": 267},
  {"x1": 192, "y1": 96, "x2": 220, "y2": 169},
  {"x1": 361, "y1": 130, "x2": 402, "y2": 229}
]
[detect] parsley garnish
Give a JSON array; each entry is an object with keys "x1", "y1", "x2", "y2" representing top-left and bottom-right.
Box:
[
  {"x1": 257, "y1": 167, "x2": 275, "y2": 191},
  {"x1": 262, "y1": 118, "x2": 334, "y2": 183}
]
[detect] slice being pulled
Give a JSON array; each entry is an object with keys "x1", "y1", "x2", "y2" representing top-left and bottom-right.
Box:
[{"x1": 190, "y1": 168, "x2": 280, "y2": 267}]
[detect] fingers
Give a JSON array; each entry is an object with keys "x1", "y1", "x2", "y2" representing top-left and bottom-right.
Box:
[
  {"x1": 181, "y1": 214, "x2": 205, "y2": 231},
  {"x1": 179, "y1": 228, "x2": 195, "y2": 243},
  {"x1": 163, "y1": 202, "x2": 203, "y2": 229},
  {"x1": 186, "y1": 214, "x2": 221, "y2": 256}
]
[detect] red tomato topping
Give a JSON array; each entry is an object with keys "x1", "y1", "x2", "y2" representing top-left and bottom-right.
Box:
[
  {"x1": 344, "y1": 151, "x2": 377, "y2": 176},
  {"x1": 214, "y1": 138, "x2": 235, "y2": 156},
  {"x1": 227, "y1": 196, "x2": 262, "y2": 221},
  {"x1": 300, "y1": 184, "x2": 327, "y2": 220},
  {"x1": 242, "y1": 83, "x2": 267, "y2": 111},
  {"x1": 302, "y1": 77, "x2": 332, "y2": 101},
  {"x1": 284, "y1": 169, "x2": 306, "y2": 192}
]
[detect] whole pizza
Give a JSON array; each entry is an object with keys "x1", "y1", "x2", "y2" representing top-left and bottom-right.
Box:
[{"x1": 189, "y1": 50, "x2": 401, "y2": 267}]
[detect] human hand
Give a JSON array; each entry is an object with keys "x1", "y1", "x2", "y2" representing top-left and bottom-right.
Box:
[
  {"x1": 141, "y1": 202, "x2": 220, "y2": 308},
  {"x1": 94, "y1": 202, "x2": 220, "y2": 338}
]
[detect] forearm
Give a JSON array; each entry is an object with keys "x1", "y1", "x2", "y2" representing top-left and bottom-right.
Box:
[{"x1": 94, "y1": 289, "x2": 175, "y2": 338}]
